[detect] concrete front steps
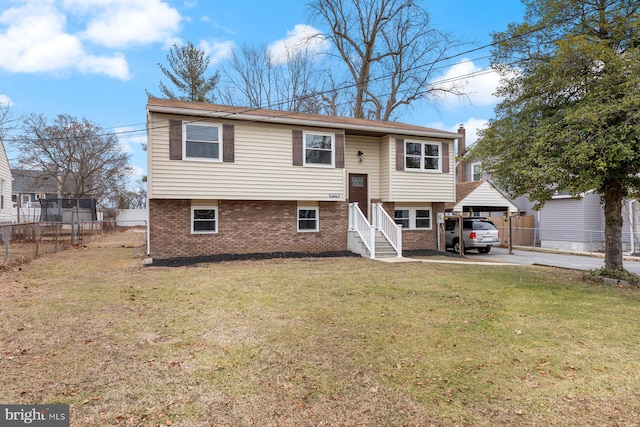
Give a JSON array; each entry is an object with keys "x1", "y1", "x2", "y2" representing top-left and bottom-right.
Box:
[{"x1": 348, "y1": 230, "x2": 400, "y2": 258}]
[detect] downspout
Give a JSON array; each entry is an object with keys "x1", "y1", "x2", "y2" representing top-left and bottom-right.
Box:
[{"x1": 144, "y1": 108, "x2": 152, "y2": 263}]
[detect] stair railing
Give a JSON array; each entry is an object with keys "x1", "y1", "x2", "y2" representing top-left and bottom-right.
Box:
[
  {"x1": 372, "y1": 203, "x2": 402, "y2": 257},
  {"x1": 348, "y1": 203, "x2": 376, "y2": 258}
]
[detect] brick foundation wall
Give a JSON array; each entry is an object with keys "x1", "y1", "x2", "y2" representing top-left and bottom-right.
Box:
[
  {"x1": 381, "y1": 202, "x2": 446, "y2": 251},
  {"x1": 149, "y1": 199, "x2": 349, "y2": 260}
]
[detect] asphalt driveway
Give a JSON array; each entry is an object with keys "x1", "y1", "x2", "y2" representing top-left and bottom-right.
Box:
[{"x1": 470, "y1": 246, "x2": 640, "y2": 274}]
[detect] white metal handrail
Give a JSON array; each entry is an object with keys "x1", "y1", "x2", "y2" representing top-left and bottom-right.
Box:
[
  {"x1": 349, "y1": 203, "x2": 376, "y2": 258},
  {"x1": 372, "y1": 203, "x2": 402, "y2": 257}
]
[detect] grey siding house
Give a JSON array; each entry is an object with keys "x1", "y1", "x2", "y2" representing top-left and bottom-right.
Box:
[{"x1": 535, "y1": 192, "x2": 634, "y2": 252}]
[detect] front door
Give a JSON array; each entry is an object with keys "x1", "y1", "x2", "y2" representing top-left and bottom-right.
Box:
[{"x1": 349, "y1": 173, "x2": 368, "y2": 218}]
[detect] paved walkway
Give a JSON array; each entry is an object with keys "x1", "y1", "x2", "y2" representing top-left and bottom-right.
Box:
[{"x1": 380, "y1": 246, "x2": 640, "y2": 274}]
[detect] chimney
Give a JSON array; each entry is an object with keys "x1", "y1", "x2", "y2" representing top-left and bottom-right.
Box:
[{"x1": 457, "y1": 125, "x2": 466, "y2": 183}]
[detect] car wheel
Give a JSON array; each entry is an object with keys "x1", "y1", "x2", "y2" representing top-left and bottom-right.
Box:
[
  {"x1": 453, "y1": 238, "x2": 460, "y2": 254},
  {"x1": 478, "y1": 247, "x2": 491, "y2": 254}
]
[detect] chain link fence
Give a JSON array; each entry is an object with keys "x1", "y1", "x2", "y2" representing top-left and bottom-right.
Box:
[
  {"x1": 0, "y1": 221, "x2": 146, "y2": 267},
  {"x1": 506, "y1": 226, "x2": 640, "y2": 256}
]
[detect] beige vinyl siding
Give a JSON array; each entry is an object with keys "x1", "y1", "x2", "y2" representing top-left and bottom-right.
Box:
[
  {"x1": 384, "y1": 135, "x2": 455, "y2": 203},
  {"x1": 380, "y1": 136, "x2": 391, "y2": 201},
  {"x1": 344, "y1": 135, "x2": 382, "y2": 200},
  {"x1": 149, "y1": 113, "x2": 345, "y2": 201},
  {"x1": 0, "y1": 141, "x2": 12, "y2": 222}
]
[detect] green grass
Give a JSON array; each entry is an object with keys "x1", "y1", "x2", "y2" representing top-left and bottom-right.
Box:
[{"x1": 1, "y1": 230, "x2": 639, "y2": 426}]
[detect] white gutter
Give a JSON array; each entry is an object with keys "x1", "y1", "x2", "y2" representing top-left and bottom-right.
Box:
[{"x1": 147, "y1": 105, "x2": 461, "y2": 140}]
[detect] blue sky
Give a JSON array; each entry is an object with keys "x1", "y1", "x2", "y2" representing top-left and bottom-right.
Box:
[{"x1": 0, "y1": 0, "x2": 525, "y2": 182}]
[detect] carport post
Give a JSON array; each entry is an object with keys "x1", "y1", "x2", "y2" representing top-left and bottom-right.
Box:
[
  {"x1": 508, "y1": 214, "x2": 514, "y2": 255},
  {"x1": 458, "y1": 214, "x2": 464, "y2": 257}
]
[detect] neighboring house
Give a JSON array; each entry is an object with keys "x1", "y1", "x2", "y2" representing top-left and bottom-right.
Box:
[
  {"x1": 11, "y1": 169, "x2": 61, "y2": 222},
  {"x1": 12, "y1": 169, "x2": 61, "y2": 206},
  {"x1": 0, "y1": 138, "x2": 12, "y2": 223},
  {"x1": 526, "y1": 191, "x2": 635, "y2": 253},
  {"x1": 456, "y1": 127, "x2": 637, "y2": 253},
  {"x1": 146, "y1": 97, "x2": 460, "y2": 261},
  {"x1": 451, "y1": 126, "x2": 518, "y2": 217}
]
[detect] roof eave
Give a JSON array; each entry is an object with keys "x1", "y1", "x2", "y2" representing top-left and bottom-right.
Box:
[{"x1": 147, "y1": 104, "x2": 460, "y2": 140}]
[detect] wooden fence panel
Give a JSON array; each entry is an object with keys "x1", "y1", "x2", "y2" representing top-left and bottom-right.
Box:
[{"x1": 491, "y1": 215, "x2": 535, "y2": 247}]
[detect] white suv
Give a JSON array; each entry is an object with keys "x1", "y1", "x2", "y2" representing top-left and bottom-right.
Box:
[{"x1": 445, "y1": 218, "x2": 500, "y2": 254}]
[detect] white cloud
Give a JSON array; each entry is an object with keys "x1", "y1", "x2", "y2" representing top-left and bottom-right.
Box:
[
  {"x1": 0, "y1": 0, "x2": 181, "y2": 79},
  {"x1": 163, "y1": 36, "x2": 184, "y2": 50},
  {"x1": 267, "y1": 24, "x2": 330, "y2": 64},
  {"x1": 78, "y1": 53, "x2": 130, "y2": 80},
  {"x1": 426, "y1": 117, "x2": 488, "y2": 148},
  {"x1": 432, "y1": 59, "x2": 502, "y2": 111},
  {"x1": 199, "y1": 39, "x2": 235, "y2": 64},
  {"x1": 0, "y1": 2, "x2": 86, "y2": 74},
  {"x1": 128, "y1": 164, "x2": 145, "y2": 178},
  {"x1": 456, "y1": 117, "x2": 489, "y2": 147},
  {"x1": 116, "y1": 126, "x2": 147, "y2": 154},
  {"x1": 0, "y1": 94, "x2": 14, "y2": 107},
  {"x1": 67, "y1": 0, "x2": 181, "y2": 49}
]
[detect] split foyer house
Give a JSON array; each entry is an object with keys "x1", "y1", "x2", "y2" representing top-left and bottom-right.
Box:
[{"x1": 146, "y1": 97, "x2": 460, "y2": 261}]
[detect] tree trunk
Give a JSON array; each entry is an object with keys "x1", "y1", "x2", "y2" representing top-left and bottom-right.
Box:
[{"x1": 603, "y1": 178, "x2": 624, "y2": 270}]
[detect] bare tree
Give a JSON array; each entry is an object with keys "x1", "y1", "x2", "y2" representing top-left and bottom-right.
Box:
[
  {"x1": 308, "y1": 0, "x2": 462, "y2": 121},
  {"x1": 219, "y1": 43, "x2": 325, "y2": 113},
  {"x1": 116, "y1": 179, "x2": 147, "y2": 210},
  {"x1": 219, "y1": 45, "x2": 274, "y2": 108},
  {"x1": 0, "y1": 98, "x2": 21, "y2": 140},
  {"x1": 13, "y1": 113, "x2": 133, "y2": 206}
]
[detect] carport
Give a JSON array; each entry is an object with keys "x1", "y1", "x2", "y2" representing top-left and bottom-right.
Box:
[
  {"x1": 446, "y1": 180, "x2": 518, "y2": 216},
  {"x1": 445, "y1": 181, "x2": 519, "y2": 253}
]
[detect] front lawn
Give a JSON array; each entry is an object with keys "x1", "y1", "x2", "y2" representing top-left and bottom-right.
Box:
[{"x1": 1, "y1": 230, "x2": 639, "y2": 426}]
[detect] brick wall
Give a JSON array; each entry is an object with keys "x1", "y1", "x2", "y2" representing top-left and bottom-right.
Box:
[
  {"x1": 149, "y1": 199, "x2": 349, "y2": 259},
  {"x1": 380, "y1": 202, "x2": 445, "y2": 251}
]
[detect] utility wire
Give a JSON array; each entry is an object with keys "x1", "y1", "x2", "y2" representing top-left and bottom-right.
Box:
[{"x1": 4, "y1": 1, "x2": 633, "y2": 144}]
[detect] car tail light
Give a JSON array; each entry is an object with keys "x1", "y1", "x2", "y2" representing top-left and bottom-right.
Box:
[{"x1": 470, "y1": 232, "x2": 477, "y2": 239}]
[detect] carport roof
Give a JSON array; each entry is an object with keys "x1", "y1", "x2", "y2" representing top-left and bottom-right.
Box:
[{"x1": 446, "y1": 180, "x2": 519, "y2": 213}]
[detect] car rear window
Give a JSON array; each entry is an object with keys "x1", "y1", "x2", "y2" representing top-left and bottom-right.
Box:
[{"x1": 472, "y1": 221, "x2": 497, "y2": 230}]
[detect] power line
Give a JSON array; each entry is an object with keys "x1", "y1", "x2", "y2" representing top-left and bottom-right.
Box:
[{"x1": 4, "y1": 1, "x2": 633, "y2": 145}]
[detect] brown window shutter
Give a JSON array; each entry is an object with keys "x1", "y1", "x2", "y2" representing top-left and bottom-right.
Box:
[
  {"x1": 292, "y1": 130, "x2": 303, "y2": 166},
  {"x1": 169, "y1": 120, "x2": 182, "y2": 160},
  {"x1": 223, "y1": 124, "x2": 234, "y2": 163},
  {"x1": 395, "y1": 138, "x2": 404, "y2": 171},
  {"x1": 442, "y1": 142, "x2": 449, "y2": 173},
  {"x1": 335, "y1": 133, "x2": 345, "y2": 168}
]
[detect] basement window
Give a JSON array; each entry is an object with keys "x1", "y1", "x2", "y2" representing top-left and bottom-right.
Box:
[
  {"x1": 191, "y1": 206, "x2": 218, "y2": 234},
  {"x1": 298, "y1": 207, "x2": 319, "y2": 232}
]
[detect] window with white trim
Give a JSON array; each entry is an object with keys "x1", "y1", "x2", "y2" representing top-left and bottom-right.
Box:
[
  {"x1": 405, "y1": 141, "x2": 441, "y2": 172},
  {"x1": 0, "y1": 180, "x2": 4, "y2": 210},
  {"x1": 304, "y1": 131, "x2": 334, "y2": 167},
  {"x1": 298, "y1": 207, "x2": 319, "y2": 232},
  {"x1": 191, "y1": 206, "x2": 218, "y2": 234},
  {"x1": 184, "y1": 122, "x2": 222, "y2": 161},
  {"x1": 472, "y1": 162, "x2": 482, "y2": 181},
  {"x1": 394, "y1": 207, "x2": 432, "y2": 230}
]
